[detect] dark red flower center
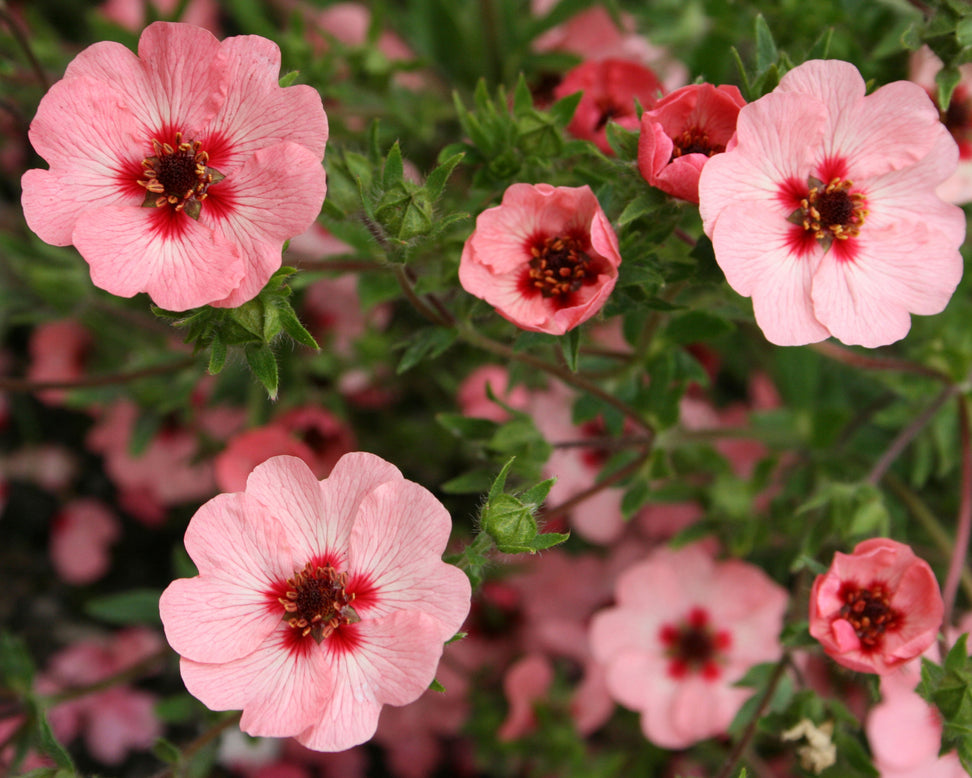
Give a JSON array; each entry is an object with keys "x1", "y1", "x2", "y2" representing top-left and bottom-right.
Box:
[
  {"x1": 941, "y1": 85, "x2": 972, "y2": 159},
  {"x1": 671, "y1": 126, "x2": 723, "y2": 159},
  {"x1": 279, "y1": 562, "x2": 359, "y2": 644},
  {"x1": 659, "y1": 606, "x2": 732, "y2": 680},
  {"x1": 795, "y1": 177, "x2": 868, "y2": 246},
  {"x1": 838, "y1": 582, "x2": 902, "y2": 651},
  {"x1": 139, "y1": 132, "x2": 223, "y2": 220},
  {"x1": 527, "y1": 235, "x2": 597, "y2": 298}
]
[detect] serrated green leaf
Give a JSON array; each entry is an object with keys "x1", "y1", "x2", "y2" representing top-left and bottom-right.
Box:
[
  {"x1": 382, "y1": 141, "x2": 404, "y2": 190},
  {"x1": 85, "y1": 588, "x2": 162, "y2": 625},
  {"x1": 245, "y1": 345, "x2": 279, "y2": 400},
  {"x1": 424, "y1": 152, "x2": 464, "y2": 202}
]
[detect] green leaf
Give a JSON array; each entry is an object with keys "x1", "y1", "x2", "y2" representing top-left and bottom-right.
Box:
[
  {"x1": 664, "y1": 310, "x2": 735, "y2": 344},
  {"x1": 382, "y1": 140, "x2": 405, "y2": 190},
  {"x1": 560, "y1": 327, "x2": 581, "y2": 372},
  {"x1": 937, "y1": 65, "x2": 963, "y2": 113},
  {"x1": 429, "y1": 678, "x2": 447, "y2": 693},
  {"x1": 277, "y1": 304, "x2": 319, "y2": 350},
  {"x1": 441, "y1": 468, "x2": 496, "y2": 494},
  {"x1": 153, "y1": 737, "x2": 183, "y2": 765},
  {"x1": 617, "y1": 194, "x2": 656, "y2": 227},
  {"x1": 85, "y1": 588, "x2": 162, "y2": 625},
  {"x1": 0, "y1": 632, "x2": 35, "y2": 691},
  {"x1": 208, "y1": 334, "x2": 226, "y2": 375},
  {"x1": 397, "y1": 327, "x2": 457, "y2": 373},
  {"x1": 424, "y1": 152, "x2": 465, "y2": 202},
  {"x1": 436, "y1": 412, "x2": 499, "y2": 440},
  {"x1": 512, "y1": 73, "x2": 533, "y2": 117},
  {"x1": 548, "y1": 90, "x2": 582, "y2": 128},
  {"x1": 278, "y1": 70, "x2": 300, "y2": 87},
  {"x1": 36, "y1": 712, "x2": 75, "y2": 770},
  {"x1": 245, "y1": 344, "x2": 279, "y2": 400},
  {"x1": 754, "y1": 14, "x2": 779, "y2": 72}
]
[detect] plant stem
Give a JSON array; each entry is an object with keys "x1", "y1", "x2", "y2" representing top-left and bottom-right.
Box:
[
  {"x1": 543, "y1": 449, "x2": 650, "y2": 519},
  {"x1": 0, "y1": 357, "x2": 198, "y2": 393},
  {"x1": 0, "y1": 2, "x2": 50, "y2": 91},
  {"x1": 149, "y1": 711, "x2": 242, "y2": 778},
  {"x1": 811, "y1": 341, "x2": 950, "y2": 382},
  {"x1": 943, "y1": 395, "x2": 972, "y2": 626},
  {"x1": 46, "y1": 647, "x2": 169, "y2": 705}
]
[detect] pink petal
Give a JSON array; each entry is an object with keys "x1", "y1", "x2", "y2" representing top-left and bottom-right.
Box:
[
  {"x1": 204, "y1": 35, "x2": 327, "y2": 168},
  {"x1": 179, "y1": 629, "x2": 334, "y2": 739},
  {"x1": 203, "y1": 142, "x2": 327, "y2": 308},
  {"x1": 73, "y1": 204, "x2": 246, "y2": 310}
]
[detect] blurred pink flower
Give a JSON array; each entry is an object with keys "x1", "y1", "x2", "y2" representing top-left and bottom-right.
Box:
[
  {"x1": 910, "y1": 45, "x2": 972, "y2": 204},
  {"x1": 99, "y1": 0, "x2": 220, "y2": 33},
  {"x1": 590, "y1": 543, "x2": 788, "y2": 748},
  {"x1": 809, "y1": 538, "x2": 943, "y2": 675},
  {"x1": 638, "y1": 83, "x2": 746, "y2": 204},
  {"x1": 300, "y1": 274, "x2": 391, "y2": 356},
  {"x1": 554, "y1": 59, "x2": 663, "y2": 154},
  {"x1": 459, "y1": 183, "x2": 621, "y2": 335},
  {"x1": 49, "y1": 498, "x2": 121, "y2": 584},
  {"x1": 160, "y1": 454, "x2": 471, "y2": 751},
  {"x1": 21, "y1": 22, "x2": 327, "y2": 310},
  {"x1": 457, "y1": 365, "x2": 531, "y2": 423},
  {"x1": 215, "y1": 406, "x2": 356, "y2": 493},
  {"x1": 41, "y1": 628, "x2": 163, "y2": 765},
  {"x1": 498, "y1": 654, "x2": 554, "y2": 741},
  {"x1": 28, "y1": 319, "x2": 92, "y2": 405},
  {"x1": 699, "y1": 59, "x2": 965, "y2": 347}
]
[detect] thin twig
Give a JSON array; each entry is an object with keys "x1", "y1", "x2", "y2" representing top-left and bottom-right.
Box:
[
  {"x1": 543, "y1": 449, "x2": 650, "y2": 519},
  {"x1": 0, "y1": 357, "x2": 198, "y2": 393},
  {"x1": 46, "y1": 647, "x2": 169, "y2": 705},
  {"x1": 943, "y1": 395, "x2": 972, "y2": 626},
  {"x1": 811, "y1": 341, "x2": 951, "y2": 382},
  {"x1": 0, "y1": 3, "x2": 50, "y2": 91}
]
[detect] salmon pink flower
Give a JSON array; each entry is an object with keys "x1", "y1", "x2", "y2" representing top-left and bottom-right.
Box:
[
  {"x1": 159, "y1": 454, "x2": 471, "y2": 751},
  {"x1": 638, "y1": 83, "x2": 746, "y2": 204},
  {"x1": 458, "y1": 183, "x2": 621, "y2": 335},
  {"x1": 590, "y1": 544, "x2": 788, "y2": 748},
  {"x1": 809, "y1": 538, "x2": 943, "y2": 675},
  {"x1": 21, "y1": 22, "x2": 327, "y2": 311},
  {"x1": 554, "y1": 59, "x2": 663, "y2": 154},
  {"x1": 699, "y1": 59, "x2": 965, "y2": 347}
]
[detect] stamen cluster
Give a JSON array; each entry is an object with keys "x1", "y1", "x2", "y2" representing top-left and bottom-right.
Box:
[
  {"x1": 670, "y1": 127, "x2": 722, "y2": 159},
  {"x1": 279, "y1": 561, "x2": 359, "y2": 644},
  {"x1": 528, "y1": 235, "x2": 595, "y2": 298},
  {"x1": 798, "y1": 177, "x2": 868, "y2": 244},
  {"x1": 838, "y1": 583, "x2": 900, "y2": 651},
  {"x1": 139, "y1": 132, "x2": 223, "y2": 219}
]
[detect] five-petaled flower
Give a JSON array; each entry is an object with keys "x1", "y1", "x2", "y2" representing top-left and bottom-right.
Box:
[
  {"x1": 21, "y1": 22, "x2": 328, "y2": 311},
  {"x1": 458, "y1": 183, "x2": 622, "y2": 335},
  {"x1": 589, "y1": 543, "x2": 788, "y2": 748},
  {"x1": 809, "y1": 538, "x2": 943, "y2": 675},
  {"x1": 638, "y1": 83, "x2": 746, "y2": 204},
  {"x1": 698, "y1": 59, "x2": 965, "y2": 347},
  {"x1": 159, "y1": 453, "x2": 471, "y2": 751}
]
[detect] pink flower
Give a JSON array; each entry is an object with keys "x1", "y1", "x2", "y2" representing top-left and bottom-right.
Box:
[
  {"x1": 21, "y1": 22, "x2": 327, "y2": 311},
  {"x1": 159, "y1": 454, "x2": 471, "y2": 751},
  {"x1": 456, "y1": 365, "x2": 531, "y2": 423},
  {"x1": 909, "y1": 46, "x2": 972, "y2": 205},
  {"x1": 41, "y1": 628, "x2": 164, "y2": 765},
  {"x1": 699, "y1": 59, "x2": 965, "y2": 347},
  {"x1": 809, "y1": 538, "x2": 944, "y2": 675},
  {"x1": 458, "y1": 183, "x2": 622, "y2": 335},
  {"x1": 28, "y1": 319, "x2": 92, "y2": 405},
  {"x1": 99, "y1": 0, "x2": 220, "y2": 33},
  {"x1": 638, "y1": 83, "x2": 746, "y2": 204},
  {"x1": 590, "y1": 543, "x2": 788, "y2": 748},
  {"x1": 49, "y1": 498, "x2": 121, "y2": 584},
  {"x1": 553, "y1": 59, "x2": 663, "y2": 154}
]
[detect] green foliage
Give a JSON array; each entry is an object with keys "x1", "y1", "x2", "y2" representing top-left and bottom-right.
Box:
[
  {"x1": 478, "y1": 458, "x2": 568, "y2": 554},
  {"x1": 919, "y1": 634, "x2": 972, "y2": 773}
]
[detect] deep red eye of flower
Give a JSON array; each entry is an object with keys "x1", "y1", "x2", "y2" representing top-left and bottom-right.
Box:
[
  {"x1": 280, "y1": 562, "x2": 359, "y2": 644},
  {"x1": 837, "y1": 582, "x2": 902, "y2": 652},
  {"x1": 526, "y1": 234, "x2": 598, "y2": 299},
  {"x1": 659, "y1": 606, "x2": 732, "y2": 680}
]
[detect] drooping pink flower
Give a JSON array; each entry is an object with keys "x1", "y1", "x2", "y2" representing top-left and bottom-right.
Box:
[
  {"x1": 809, "y1": 538, "x2": 944, "y2": 675},
  {"x1": 909, "y1": 46, "x2": 972, "y2": 205},
  {"x1": 21, "y1": 22, "x2": 327, "y2": 311},
  {"x1": 459, "y1": 183, "x2": 622, "y2": 335},
  {"x1": 553, "y1": 59, "x2": 664, "y2": 154},
  {"x1": 40, "y1": 628, "x2": 164, "y2": 765},
  {"x1": 638, "y1": 83, "x2": 746, "y2": 204},
  {"x1": 159, "y1": 454, "x2": 471, "y2": 751},
  {"x1": 49, "y1": 498, "x2": 121, "y2": 584},
  {"x1": 699, "y1": 59, "x2": 965, "y2": 347},
  {"x1": 590, "y1": 543, "x2": 788, "y2": 748}
]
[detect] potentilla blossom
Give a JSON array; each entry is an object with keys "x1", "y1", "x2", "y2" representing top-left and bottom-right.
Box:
[
  {"x1": 21, "y1": 22, "x2": 327, "y2": 311},
  {"x1": 458, "y1": 183, "x2": 622, "y2": 335},
  {"x1": 554, "y1": 59, "x2": 664, "y2": 154},
  {"x1": 698, "y1": 59, "x2": 965, "y2": 347},
  {"x1": 159, "y1": 454, "x2": 471, "y2": 751},
  {"x1": 589, "y1": 543, "x2": 788, "y2": 748},
  {"x1": 809, "y1": 538, "x2": 943, "y2": 675},
  {"x1": 638, "y1": 83, "x2": 746, "y2": 204}
]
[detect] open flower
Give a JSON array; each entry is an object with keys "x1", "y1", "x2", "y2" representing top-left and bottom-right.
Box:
[
  {"x1": 589, "y1": 543, "x2": 787, "y2": 748},
  {"x1": 698, "y1": 59, "x2": 965, "y2": 347},
  {"x1": 554, "y1": 59, "x2": 663, "y2": 154},
  {"x1": 458, "y1": 183, "x2": 621, "y2": 335},
  {"x1": 638, "y1": 83, "x2": 746, "y2": 204},
  {"x1": 159, "y1": 454, "x2": 471, "y2": 751},
  {"x1": 809, "y1": 538, "x2": 943, "y2": 675},
  {"x1": 21, "y1": 22, "x2": 327, "y2": 311}
]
